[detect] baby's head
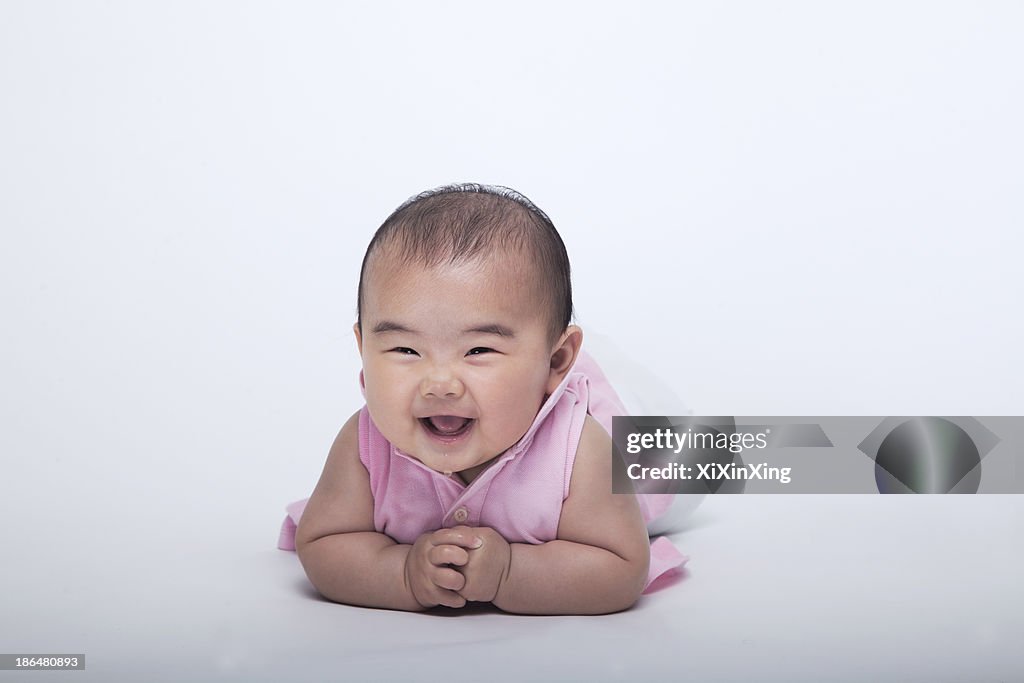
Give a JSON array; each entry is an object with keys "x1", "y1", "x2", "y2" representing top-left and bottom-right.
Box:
[
  {"x1": 354, "y1": 183, "x2": 583, "y2": 479},
  {"x1": 357, "y1": 183, "x2": 572, "y2": 344}
]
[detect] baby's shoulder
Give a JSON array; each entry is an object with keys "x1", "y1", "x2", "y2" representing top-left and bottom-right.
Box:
[
  {"x1": 294, "y1": 409, "x2": 373, "y2": 547},
  {"x1": 557, "y1": 414, "x2": 647, "y2": 554},
  {"x1": 565, "y1": 415, "x2": 614, "y2": 493},
  {"x1": 314, "y1": 410, "x2": 364, "y2": 488},
  {"x1": 575, "y1": 414, "x2": 612, "y2": 463}
]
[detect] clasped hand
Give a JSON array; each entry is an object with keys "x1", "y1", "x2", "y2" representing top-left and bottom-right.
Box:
[{"x1": 405, "y1": 526, "x2": 511, "y2": 609}]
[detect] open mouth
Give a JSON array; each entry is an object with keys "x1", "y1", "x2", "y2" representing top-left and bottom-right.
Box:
[{"x1": 420, "y1": 415, "x2": 474, "y2": 439}]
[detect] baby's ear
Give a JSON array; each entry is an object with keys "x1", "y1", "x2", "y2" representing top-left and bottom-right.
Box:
[
  {"x1": 353, "y1": 322, "x2": 363, "y2": 355},
  {"x1": 546, "y1": 325, "x2": 583, "y2": 394}
]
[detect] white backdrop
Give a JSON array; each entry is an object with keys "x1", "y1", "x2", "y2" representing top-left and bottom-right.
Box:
[{"x1": 2, "y1": 2, "x2": 1022, "y2": 681}]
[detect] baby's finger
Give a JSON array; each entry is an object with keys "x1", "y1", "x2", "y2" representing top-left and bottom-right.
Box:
[
  {"x1": 430, "y1": 565, "x2": 467, "y2": 592},
  {"x1": 428, "y1": 544, "x2": 470, "y2": 568},
  {"x1": 433, "y1": 588, "x2": 467, "y2": 609},
  {"x1": 430, "y1": 527, "x2": 483, "y2": 550}
]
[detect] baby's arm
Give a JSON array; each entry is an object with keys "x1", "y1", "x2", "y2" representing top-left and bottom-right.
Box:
[
  {"x1": 490, "y1": 415, "x2": 650, "y2": 615},
  {"x1": 295, "y1": 412, "x2": 477, "y2": 611}
]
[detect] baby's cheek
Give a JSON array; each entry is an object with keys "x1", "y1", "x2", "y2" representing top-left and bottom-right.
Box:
[{"x1": 496, "y1": 394, "x2": 542, "y2": 437}]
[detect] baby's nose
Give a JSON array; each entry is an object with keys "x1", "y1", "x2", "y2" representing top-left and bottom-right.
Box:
[{"x1": 420, "y1": 367, "x2": 465, "y2": 399}]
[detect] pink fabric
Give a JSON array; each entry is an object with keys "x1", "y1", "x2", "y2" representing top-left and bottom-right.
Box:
[{"x1": 278, "y1": 350, "x2": 687, "y2": 593}]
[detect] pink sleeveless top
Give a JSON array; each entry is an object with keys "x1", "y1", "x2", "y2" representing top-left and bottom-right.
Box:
[{"x1": 279, "y1": 351, "x2": 686, "y2": 593}]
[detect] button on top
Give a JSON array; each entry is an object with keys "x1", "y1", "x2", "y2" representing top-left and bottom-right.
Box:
[{"x1": 453, "y1": 507, "x2": 469, "y2": 523}]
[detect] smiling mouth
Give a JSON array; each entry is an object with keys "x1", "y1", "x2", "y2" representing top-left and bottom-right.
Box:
[{"x1": 420, "y1": 416, "x2": 474, "y2": 439}]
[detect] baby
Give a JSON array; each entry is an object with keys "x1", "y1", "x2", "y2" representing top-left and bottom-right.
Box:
[{"x1": 279, "y1": 184, "x2": 685, "y2": 614}]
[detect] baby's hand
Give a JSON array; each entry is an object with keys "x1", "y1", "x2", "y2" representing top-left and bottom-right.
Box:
[
  {"x1": 455, "y1": 526, "x2": 511, "y2": 604},
  {"x1": 405, "y1": 528, "x2": 482, "y2": 609}
]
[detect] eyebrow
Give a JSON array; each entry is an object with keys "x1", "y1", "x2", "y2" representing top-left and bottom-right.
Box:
[
  {"x1": 464, "y1": 323, "x2": 516, "y2": 338},
  {"x1": 370, "y1": 320, "x2": 515, "y2": 338},
  {"x1": 371, "y1": 320, "x2": 417, "y2": 335}
]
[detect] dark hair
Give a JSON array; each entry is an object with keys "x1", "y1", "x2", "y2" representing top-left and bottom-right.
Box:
[{"x1": 357, "y1": 183, "x2": 573, "y2": 341}]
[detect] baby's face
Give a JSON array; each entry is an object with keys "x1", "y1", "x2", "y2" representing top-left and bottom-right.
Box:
[{"x1": 356, "y1": 252, "x2": 565, "y2": 480}]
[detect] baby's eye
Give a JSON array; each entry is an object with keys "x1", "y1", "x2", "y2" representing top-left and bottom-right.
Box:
[
  {"x1": 389, "y1": 347, "x2": 419, "y2": 356},
  {"x1": 466, "y1": 347, "x2": 494, "y2": 356}
]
